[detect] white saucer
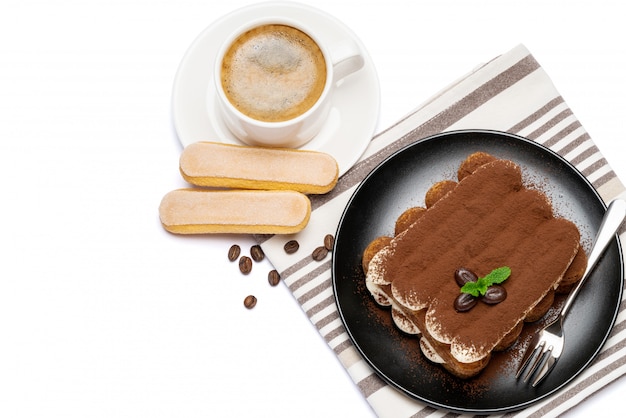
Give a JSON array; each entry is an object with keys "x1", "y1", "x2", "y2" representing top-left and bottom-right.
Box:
[{"x1": 171, "y1": 1, "x2": 380, "y2": 176}]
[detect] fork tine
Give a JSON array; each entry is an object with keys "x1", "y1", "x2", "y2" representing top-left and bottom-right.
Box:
[
  {"x1": 516, "y1": 339, "x2": 545, "y2": 380},
  {"x1": 532, "y1": 349, "x2": 557, "y2": 387},
  {"x1": 515, "y1": 346, "x2": 536, "y2": 378},
  {"x1": 523, "y1": 344, "x2": 548, "y2": 383},
  {"x1": 523, "y1": 342, "x2": 551, "y2": 382}
]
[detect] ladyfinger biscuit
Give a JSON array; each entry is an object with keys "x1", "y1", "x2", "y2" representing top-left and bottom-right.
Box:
[
  {"x1": 179, "y1": 142, "x2": 339, "y2": 194},
  {"x1": 457, "y1": 151, "x2": 497, "y2": 181},
  {"x1": 159, "y1": 189, "x2": 311, "y2": 234},
  {"x1": 424, "y1": 180, "x2": 457, "y2": 208},
  {"x1": 394, "y1": 206, "x2": 426, "y2": 235},
  {"x1": 362, "y1": 236, "x2": 392, "y2": 274}
]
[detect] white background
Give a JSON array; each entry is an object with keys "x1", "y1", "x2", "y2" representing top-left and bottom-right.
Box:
[{"x1": 1, "y1": 0, "x2": 625, "y2": 416}]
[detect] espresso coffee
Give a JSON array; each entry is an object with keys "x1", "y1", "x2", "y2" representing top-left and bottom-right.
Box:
[{"x1": 220, "y1": 24, "x2": 327, "y2": 123}]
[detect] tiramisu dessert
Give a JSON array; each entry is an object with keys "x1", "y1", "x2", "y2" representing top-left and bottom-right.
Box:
[{"x1": 363, "y1": 152, "x2": 588, "y2": 378}]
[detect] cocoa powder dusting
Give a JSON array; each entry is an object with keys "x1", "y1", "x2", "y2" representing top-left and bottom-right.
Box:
[{"x1": 381, "y1": 159, "x2": 581, "y2": 361}]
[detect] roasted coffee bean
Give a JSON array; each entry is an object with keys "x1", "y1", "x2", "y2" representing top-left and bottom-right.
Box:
[
  {"x1": 454, "y1": 292, "x2": 478, "y2": 312},
  {"x1": 268, "y1": 270, "x2": 281, "y2": 286},
  {"x1": 312, "y1": 245, "x2": 328, "y2": 261},
  {"x1": 227, "y1": 244, "x2": 241, "y2": 261},
  {"x1": 243, "y1": 295, "x2": 257, "y2": 309},
  {"x1": 323, "y1": 234, "x2": 334, "y2": 251},
  {"x1": 238, "y1": 256, "x2": 252, "y2": 275},
  {"x1": 454, "y1": 267, "x2": 478, "y2": 287},
  {"x1": 481, "y1": 285, "x2": 507, "y2": 304},
  {"x1": 250, "y1": 245, "x2": 265, "y2": 262},
  {"x1": 284, "y1": 239, "x2": 299, "y2": 254}
]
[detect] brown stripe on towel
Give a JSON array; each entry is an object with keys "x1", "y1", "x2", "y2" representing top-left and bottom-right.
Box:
[
  {"x1": 582, "y1": 158, "x2": 610, "y2": 178},
  {"x1": 357, "y1": 373, "x2": 387, "y2": 398},
  {"x1": 509, "y1": 97, "x2": 565, "y2": 133},
  {"x1": 526, "y1": 108, "x2": 575, "y2": 142},
  {"x1": 332, "y1": 338, "x2": 353, "y2": 356},
  {"x1": 287, "y1": 259, "x2": 332, "y2": 293},
  {"x1": 304, "y1": 294, "x2": 336, "y2": 318},
  {"x1": 322, "y1": 325, "x2": 346, "y2": 344},
  {"x1": 296, "y1": 277, "x2": 332, "y2": 306},
  {"x1": 539, "y1": 120, "x2": 582, "y2": 148},
  {"x1": 279, "y1": 255, "x2": 315, "y2": 285},
  {"x1": 592, "y1": 169, "x2": 617, "y2": 189},
  {"x1": 557, "y1": 133, "x2": 593, "y2": 158},
  {"x1": 314, "y1": 310, "x2": 340, "y2": 330}
]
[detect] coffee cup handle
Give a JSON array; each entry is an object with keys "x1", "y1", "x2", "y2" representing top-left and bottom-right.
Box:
[{"x1": 328, "y1": 40, "x2": 365, "y2": 83}]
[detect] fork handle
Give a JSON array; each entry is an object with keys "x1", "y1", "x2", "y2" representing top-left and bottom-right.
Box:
[{"x1": 560, "y1": 198, "x2": 626, "y2": 319}]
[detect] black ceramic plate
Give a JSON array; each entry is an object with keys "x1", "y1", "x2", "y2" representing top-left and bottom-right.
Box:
[{"x1": 332, "y1": 130, "x2": 623, "y2": 413}]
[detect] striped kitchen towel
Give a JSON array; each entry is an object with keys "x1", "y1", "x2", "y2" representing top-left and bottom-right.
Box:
[{"x1": 258, "y1": 44, "x2": 626, "y2": 417}]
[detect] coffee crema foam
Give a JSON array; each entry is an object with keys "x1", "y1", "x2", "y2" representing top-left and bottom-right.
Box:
[{"x1": 220, "y1": 24, "x2": 327, "y2": 123}]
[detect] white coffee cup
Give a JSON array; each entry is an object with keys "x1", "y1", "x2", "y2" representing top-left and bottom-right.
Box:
[{"x1": 214, "y1": 17, "x2": 364, "y2": 148}]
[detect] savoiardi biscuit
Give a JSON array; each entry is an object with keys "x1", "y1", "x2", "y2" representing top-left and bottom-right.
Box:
[
  {"x1": 159, "y1": 188, "x2": 311, "y2": 235},
  {"x1": 179, "y1": 141, "x2": 338, "y2": 194}
]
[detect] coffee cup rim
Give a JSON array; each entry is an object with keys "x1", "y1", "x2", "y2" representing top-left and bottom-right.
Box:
[{"x1": 213, "y1": 16, "x2": 334, "y2": 128}]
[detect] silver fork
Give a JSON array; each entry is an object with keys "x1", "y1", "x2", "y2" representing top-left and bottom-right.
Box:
[{"x1": 516, "y1": 198, "x2": 626, "y2": 386}]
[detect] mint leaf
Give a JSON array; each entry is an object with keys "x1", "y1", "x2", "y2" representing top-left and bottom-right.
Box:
[
  {"x1": 481, "y1": 266, "x2": 511, "y2": 286},
  {"x1": 460, "y1": 266, "x2": 511, "y2": 296},
  {"x1": 460, "y1": 280, "x2": 483, "y2": 297}
]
